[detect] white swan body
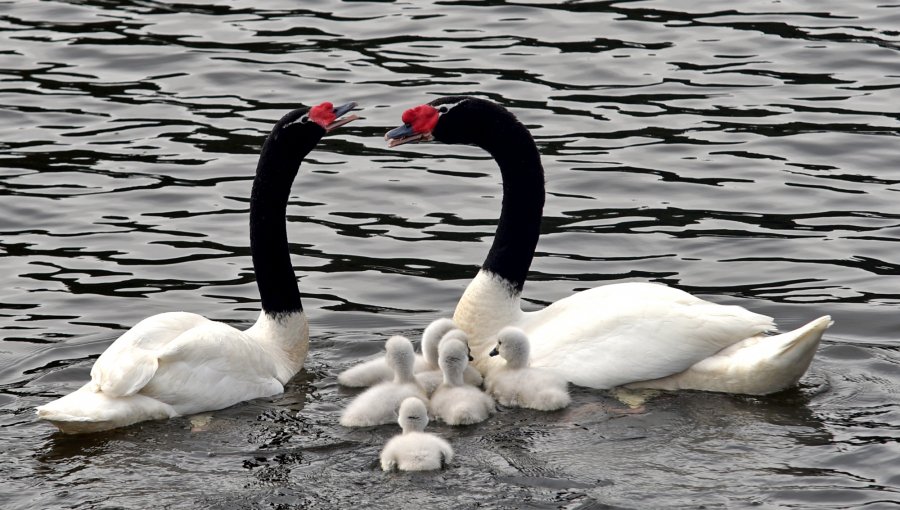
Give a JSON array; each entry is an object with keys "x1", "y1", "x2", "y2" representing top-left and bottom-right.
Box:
[
  {"x1": 429, "y1": 338, "x2": 494, "y2": 426},
  {"x1": 386, "y1": 97, "x2": 832, "y2": 396},
  {"x1": 36, "y1": 311, "x2": 308, "y2": 434},
  {"x1": 484, "y1": 326, "x2": 570, "y2": 411},
  {"x1": 36, "y1": 102, "x2": 358, "y2": 433},
  {"x1": 380, "y1": 397, "x2": 453, "y2": 472},
  {"x1": 457, "y1": 270, "x2": 830, "y2": 394},
  {"x1": 340, "y1": 336, "x2": 428, "y2": 427}
]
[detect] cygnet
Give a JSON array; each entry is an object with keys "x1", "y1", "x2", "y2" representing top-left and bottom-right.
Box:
[
  {"x1": 430, "y1": 338, "x2": 495, "y2": 426},
  {"x1": 416, "y1": 328, "x2": 484, "y2": 394},
  {"x1": 380, "y1": 397, "x2": 453, "y2": 472},
  {"x1": 340, "y1": 336, "x2": 427, "y2": 427},
  {"x1": 337, "y1": 318, "x2": 456, "y2": 387},
  {"x1": 485, "y1": 327, "x2": 571, "y2": 411}
]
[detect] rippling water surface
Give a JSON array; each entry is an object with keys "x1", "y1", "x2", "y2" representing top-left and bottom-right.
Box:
[{"x1": 2, "y1": 1, "x2": 899, "y2": 508}]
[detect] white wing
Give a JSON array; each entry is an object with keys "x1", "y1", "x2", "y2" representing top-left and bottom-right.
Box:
[
  {"x1": 89, "y1": 312, "x2": 209, "y2": 397},
  {"x1": 522, "y1": 282, "x2": 774, "y2": 388}
]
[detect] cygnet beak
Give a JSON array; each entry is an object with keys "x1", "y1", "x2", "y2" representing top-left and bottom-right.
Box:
[{"x1": 489, "y1": 345, "x2": 500, "y2": 357}]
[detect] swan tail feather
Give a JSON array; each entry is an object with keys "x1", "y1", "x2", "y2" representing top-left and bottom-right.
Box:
[
  {"x1": 35, "y1": 386, "x2": 177, "y2": 434},
  {"x1": 775, "y1": 315, "x2": 833, "y2": 358},
  {"x1": 626, "y1": 315, "x2": 833, "y2": 395}
]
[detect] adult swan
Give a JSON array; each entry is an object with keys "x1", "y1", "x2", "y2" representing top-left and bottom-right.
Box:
[
  {"x1": 36, "y1": 102, "x2": 359, "y2": 433},
  {"x1": 386, "y1": 96, "x2": 831, "y2": 395}
]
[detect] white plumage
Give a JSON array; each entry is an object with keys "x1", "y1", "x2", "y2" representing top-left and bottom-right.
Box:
[
  {"x1": 380, "y1": 397, "x2": 453, "y2": 472},
  {"x1": 386, "y1": 96, "x2": 833, "y2": 396},
  {"x1": 35, "y1": 102, "x2": 359, "y2": 433},
  {"x1": 336, "y1": 318, "x2": 455, "y2": 388},
  {"x1": 35, "y1": 311, "x2": 308, "y2": 434},
  {"x1": 455, "y1": 271, "x2": 832, "y2": 394},
  {"x1": 415, "y1": 325, "x2": 484, "y2": 394},
  {"x1": 429, "y1": 338, "x2": 494, "y2": 426},
  {"x1": 340, "y1": 336, "x2": 428, "y2": 427},
  {"x1": 484, "y1": 326, "x2": 570, "y2": 411}
]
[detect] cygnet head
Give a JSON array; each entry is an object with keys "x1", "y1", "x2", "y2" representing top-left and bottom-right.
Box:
[
  {"x1": 398, "y1": 397, "x2": 429, "y2": 433},
  {"x1": 441, "y1": 329, "x2": 474, "y2": 362},
  {"x1": 422, "y1": 318, "x2": 457, "y2": 366},
  {"x1": 385, "y1": 335, "x2": 416, "y2": 381},
  {"x1": 438, "y1": 338, "x2": 470, "y2": 385},
  {"x1": 489, "y1": 327, "x2": 530, "y2": 369}
]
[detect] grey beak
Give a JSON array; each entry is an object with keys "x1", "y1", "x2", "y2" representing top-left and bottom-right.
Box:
[
  {"x1": 332, "y1": 101, "x2": 358, "y2": 118},
  {"x1": 489, "y1": 345, "x2": 499, "y2": 357},
  {"x1": 385, "y1": 123, "x2": 415, "y2": 140}
]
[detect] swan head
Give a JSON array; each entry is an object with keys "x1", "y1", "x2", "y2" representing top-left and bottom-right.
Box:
[
  {"x1": 421, "y1": 318, "x2": 457, "y2": 366},
  {"x1": 384, "y1": 335, "x2": 416, "y2": 379},
  {"x1": 281, "y1": 101, "x2": 359, "y2": 133},
  {"x1": 489, "y1": 326, "x2": 530, "y2": 369},
  {"x1": 397, "y1": 397, "x2": 429, "y2": 433},
  {"x1": 385, "y1": 96, "x2": 515, "y2": 148},
  {"x1": 266, "y1": 101, "x2": 359, "y2": 160},
  {"x1": 438, "y1": 338, "x2": 470, "y2": 382}
]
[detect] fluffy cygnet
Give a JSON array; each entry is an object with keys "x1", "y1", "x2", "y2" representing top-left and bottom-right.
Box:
[
  {"x1": 416, "y1": 328, "x2": 484, "y2": 394},
  {"x1": 485, "y1": 327, "x2": 571, "y2": 411},
  {"x1": 337, "y1": 318, "x2": 456, "y2": 387},
  {"x1": 340, "y1": 336, "x2": 427, "y2": 427},
  {"x1": 430, "y1": 338, "x2": 495, "y2": 426},
  {"x1": 380, "y1": 397, "x2": 453, "y2": 472}
]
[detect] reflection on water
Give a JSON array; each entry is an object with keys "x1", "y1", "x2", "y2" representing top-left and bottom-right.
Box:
[{"x1": 1, "y1": 0, "x2": 899, "y2": 508}]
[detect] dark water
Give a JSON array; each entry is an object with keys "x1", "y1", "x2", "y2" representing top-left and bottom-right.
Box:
[{"x1": 1, "y1": 0, "x2": 899, "y2": 508}]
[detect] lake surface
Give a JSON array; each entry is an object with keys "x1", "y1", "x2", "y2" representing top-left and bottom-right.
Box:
[{"x1": 1, "y1": 0, "x2": 899, "y2": 508}]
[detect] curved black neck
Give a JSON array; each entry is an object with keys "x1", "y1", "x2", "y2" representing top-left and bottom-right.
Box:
[
  {"x1": 475, "y1": 112, "x2": 545, "y2": 293},
  {"x1": 250, "y1": 131, "x2": 311, "y2": 315}
]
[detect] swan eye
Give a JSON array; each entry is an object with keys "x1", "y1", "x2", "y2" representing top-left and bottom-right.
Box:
[
  {"x1": 438, "y1": 106, "x2": 448, "y2": 114},
  {"x1": 284, "y1": 114, "x2": 310, "y2": 129}
]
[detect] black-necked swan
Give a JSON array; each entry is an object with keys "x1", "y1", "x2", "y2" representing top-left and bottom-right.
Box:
[
  {"x1": 429, "y1": 338, "x2": 495, "y2": 425},
  {"x1": 35, "y1": 102, "x2": 359, "y2": 434},
  {"x1": 339, "y1": 335, "x2": 428, "y2": 427},
  {"x1": 485, "y1": 326, "x2": 570, "y2": 411},
  {"x1": 336, "y1": 318, "x2": 455, "y2": 387},
  {"x1": 385, "y1": 96, "x2": 833, "y2": 395},
  {"x1": 380, "y1": 397, "x2": 453, "y2": 472}
]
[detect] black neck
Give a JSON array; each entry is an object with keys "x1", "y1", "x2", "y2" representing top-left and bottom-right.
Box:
[
  {"x1": 476, "y1": 114, "x2": 545, "y2": 293},
  {"x1": 249, "y1": 132, "x2": 310, "y2": 315}
]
